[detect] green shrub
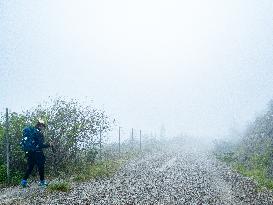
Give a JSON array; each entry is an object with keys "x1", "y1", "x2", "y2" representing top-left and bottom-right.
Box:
[
  {"x1": 10, "y1": 170, "x2": 23, "y2": 185},
  {"x1": 86, "y1": 149, "x2": 98, "y2": 164},
  {"x1": 74, "y1": 159, "x2": 124, "y2": 182},
  {"x1": 232, "y1": 162, "x2": 273, "y2": 190},
  {"x1": 0, "y1": 97, "x2": 113, "y2": 186},
  {"x1": 0, "y1": 164, "x2": 6, "y2": 183},
  {"x1": 47, "y1": 180, "x2": 70, "y2": 192},
  {"x1": 233, "y1": 163, "x2": 247, "y2": 174},
  {"x1": 215, "y1": 152, "x2": 235, "y2": 163},
  {"x1": 0, "y1": 163, "x2": 23, "y2": 186},
  {"x1": 214, "y1": 100, "x2": 273, "y2": 191}
]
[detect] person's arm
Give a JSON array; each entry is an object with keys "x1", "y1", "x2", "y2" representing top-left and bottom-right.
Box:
[
  {"x1": 36, "y1": 132, "x2": 51, "y2": 149},
  {"x1": 40, "y1": 143, "x2": 50, "y2": 149}
]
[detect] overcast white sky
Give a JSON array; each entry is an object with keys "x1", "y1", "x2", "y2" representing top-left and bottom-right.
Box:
[{"x1": 1, "y1": 0, "x2": 273, "y2": 140}]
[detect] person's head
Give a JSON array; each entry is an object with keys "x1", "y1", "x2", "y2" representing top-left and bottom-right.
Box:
[{"x1": 35, "y1": 119, "x2": 46, "y2": 131}]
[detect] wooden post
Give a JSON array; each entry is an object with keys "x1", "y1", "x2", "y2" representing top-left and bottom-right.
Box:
[
  {"x1": 99, "y1": 125, "x2": 102, "y2": 160},
  {"x1": 5, "y1": 108, "x2": 10, "y2": 183},
  {"x1": 140, "y1": 129, "x2": 142, "y2": 151},
  {"x1": 118, "y1": 126, "x2": 121, "y2": 156},
  {"x1": 131, "y1": 128, "x2": 134, "y2": 141},
  {"x1": 131, "y1": 128, "x2": 134, "y2": 149}
]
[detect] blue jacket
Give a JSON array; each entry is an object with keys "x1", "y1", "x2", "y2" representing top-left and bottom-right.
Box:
[
  {"x1": 23, "y1": 126, "x2": 50, "y2": 153},
  {"x1": 33, "y1": 127, "x2": 50, "y2": 152}
]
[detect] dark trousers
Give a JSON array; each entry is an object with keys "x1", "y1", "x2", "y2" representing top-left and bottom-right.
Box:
[{"x1": 23, "y1": 151, "x2": 46, "y2": 181}]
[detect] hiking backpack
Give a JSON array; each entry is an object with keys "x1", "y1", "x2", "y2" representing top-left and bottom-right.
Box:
[{"x1": 20, "y1": 127, "x2": 37, "y2": 152}]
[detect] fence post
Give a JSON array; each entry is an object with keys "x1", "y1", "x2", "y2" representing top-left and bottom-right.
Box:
[
  {"x1": 131, "y1": 128, "x2": 134, "y2": 150},
  {"x1": 99, "y1": 125, "x2": 102, "y2": 160},
  {"x1": 140, "y1": 129, "x2": 142, "y2": 151},
  {"x1": 5, "y1": 108, "x2": 10, "y2": 183},
  {"x1": 118, "y1": 126, "x2": 121, "y2": 156}
]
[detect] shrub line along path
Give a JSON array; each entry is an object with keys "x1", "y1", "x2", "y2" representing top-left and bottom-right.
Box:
[{"x1": 1, "y1": 144, "x2": 273, "y2": 204}]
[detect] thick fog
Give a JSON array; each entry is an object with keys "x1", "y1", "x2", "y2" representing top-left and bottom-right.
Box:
[{"x1": 1, "y1": 0, "x2": 273, "y2": 140}]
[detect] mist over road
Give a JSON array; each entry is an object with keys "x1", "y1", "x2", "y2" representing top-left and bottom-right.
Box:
[{"x1": 1, "y1": 143, "x2": 273, "y2": 205}]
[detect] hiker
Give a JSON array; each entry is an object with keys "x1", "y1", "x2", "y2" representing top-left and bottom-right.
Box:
[{"x1": 20, "y1": 119, "x2": 52, "y2": 187}]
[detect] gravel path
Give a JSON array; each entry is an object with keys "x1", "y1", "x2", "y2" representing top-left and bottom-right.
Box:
[{"x1": 1, "y1": 145, "x2": 273, "y2": 204}]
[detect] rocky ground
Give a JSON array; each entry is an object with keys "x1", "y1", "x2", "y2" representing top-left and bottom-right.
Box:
[{"x1": 1, "y1": 144, "x2": 273, "y2": 204}]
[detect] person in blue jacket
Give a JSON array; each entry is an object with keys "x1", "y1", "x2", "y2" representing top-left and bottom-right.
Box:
[{"x1": 21, "y1": 119, "x2": 52, "y2": 187}]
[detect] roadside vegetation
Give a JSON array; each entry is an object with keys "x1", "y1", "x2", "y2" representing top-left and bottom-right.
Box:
[
  {"x1": 0, "y1": 97, "x2": 161, "y2": 191},
  {"x1": 47, "y1": 180, "x2": 71, "y2": 192},
  {"x1": 0, "y1": 97, "x2": 114, "y2": 187},
  {"x1": 214, "y1": 100, "x2": 273, "y2": 190}
]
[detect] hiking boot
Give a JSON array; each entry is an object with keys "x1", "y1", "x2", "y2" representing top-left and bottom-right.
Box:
[
  {"x1": 39, "y1": 180, "x2": 48, "y2": 187},
  {"x1": 21, "y1": 179, "x2": 29, "y2": 188}
]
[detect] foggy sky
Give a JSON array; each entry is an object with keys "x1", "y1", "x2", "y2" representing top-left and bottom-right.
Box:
[{"x1": 1, "y1": 0, "x2": 273, "y2": 139}]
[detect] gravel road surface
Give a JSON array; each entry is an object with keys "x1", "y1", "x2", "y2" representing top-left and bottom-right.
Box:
[{"x1": 1, "y1": 144, "x2": 273, "y2": 204}]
